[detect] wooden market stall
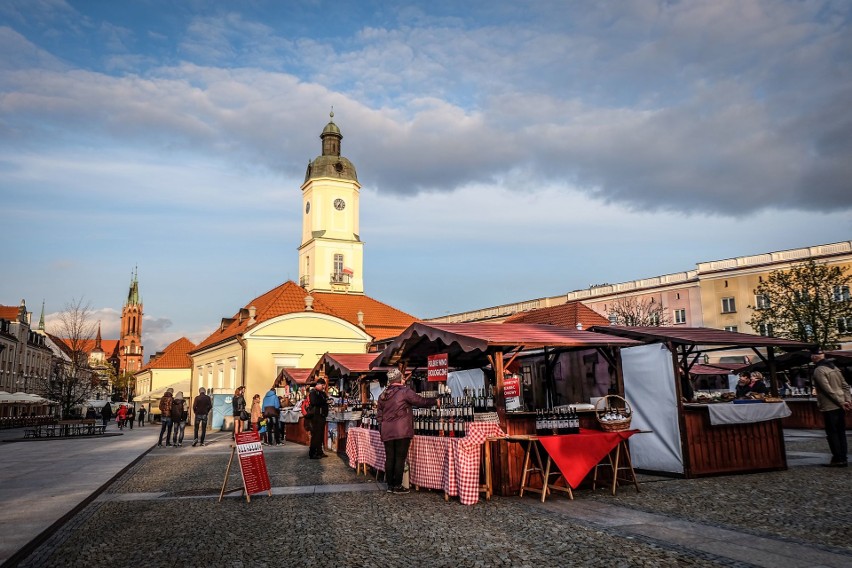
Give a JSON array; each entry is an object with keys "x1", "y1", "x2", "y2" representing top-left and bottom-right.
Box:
[
  {"x1": 589, "y1": 326, "x2": 812, "y2": 478},
  {"x1": 307, "y1": 352, "x2": 388, "y2": 454},
  {"x1": 273, "y1": 368, "x2": 313, "y2": 444},
  {"x1": 371, "y1": 322, "x2": 643, "y2": 497},
  {"x1": 743, "y1": 349, "x2": 852, "y2": 429}
]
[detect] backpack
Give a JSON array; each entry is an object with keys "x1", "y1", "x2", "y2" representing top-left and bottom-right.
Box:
[{"x1": 300, "y1": 394, "x2": 311, "y2": 417}]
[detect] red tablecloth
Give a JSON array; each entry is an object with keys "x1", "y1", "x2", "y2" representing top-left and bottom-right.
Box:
[
  {"x1": 537, "y1": 429, "x2": 638, "y2": 489},
  {"x1": 346, "y1": 423, "x2": 505, "y2": 505}
]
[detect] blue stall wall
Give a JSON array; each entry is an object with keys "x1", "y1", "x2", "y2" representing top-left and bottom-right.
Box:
[{"x1": 212, "y1": 394, "x2": 233, "y2": 430}]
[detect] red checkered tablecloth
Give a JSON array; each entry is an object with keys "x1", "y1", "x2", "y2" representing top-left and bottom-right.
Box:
[
  {"x1": 346, "y1": 424, "x2": 506, "y2": 505},
  {"x1": 346, "y1": 427, "x2": 386, "y2": 472},
  {"x1": 410, "y1": 422, "x2": 506, "y2": 506}
]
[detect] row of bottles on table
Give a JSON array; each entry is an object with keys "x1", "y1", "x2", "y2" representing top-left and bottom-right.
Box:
[
  {"x1": 413, "y1": 407, "x2": 469, "y2": 437},
  {"x1": 431, "y1": 387, "x2": 495, "y2": 413},
  {"x1": 535, "y1": 407, "x2": 580, "y2": 436}
]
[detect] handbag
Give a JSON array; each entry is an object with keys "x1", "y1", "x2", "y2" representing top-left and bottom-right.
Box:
[{"x1": 239, "y1": 410, "x2": 249, "y2": 421}]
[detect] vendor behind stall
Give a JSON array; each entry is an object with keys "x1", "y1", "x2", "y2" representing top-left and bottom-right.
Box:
[{"x1": 735, "y1": 371, "x2": 768, "y2": 399}]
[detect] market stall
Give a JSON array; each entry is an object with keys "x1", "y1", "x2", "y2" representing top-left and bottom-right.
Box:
[
  {"x1": 741, "y1": 349, "x2": 852, "y2": 429},
  {"x1": 371, "y1": 322, "x2": 642, "y2": 497},
  {"x1": 589, "y1": 326, "x2": 812, "y2": 477},
  {"x1": 273, "y1": 368, "x2": 312, "y2": 444},
  {"x1": 307, "y1": 352, "x2": 387, "y2": 454}
]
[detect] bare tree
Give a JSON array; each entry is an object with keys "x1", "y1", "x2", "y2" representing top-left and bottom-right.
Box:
[
  {"x1": 608, "y1": 296, "x2": 671, "y2": 326},
  {"x1": 41, "y1": 298, "x2": 99, "y2": 418},
  {"x1": 747, "y1": 259, "x2": 852, "y2": 349}
]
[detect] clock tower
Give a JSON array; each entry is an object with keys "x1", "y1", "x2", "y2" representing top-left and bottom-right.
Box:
[{"x1": 298, "y1": 112, "x2": 364, "y2": 294}]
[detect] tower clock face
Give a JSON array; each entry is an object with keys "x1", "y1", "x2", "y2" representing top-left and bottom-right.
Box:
[
  {"x1": 334, "y1": 198, "x2": 346, "y2": 211},
  {"x1": 305, "y1": 201, "x2": 311, "y2": 214}
]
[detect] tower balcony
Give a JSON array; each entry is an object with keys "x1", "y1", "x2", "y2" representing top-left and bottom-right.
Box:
[
  {"x1": 300, "y1": 275, "x2": 310, "y2": 288},
  {"x1": 330, "y1": 272, "x2": 351, "y2": 286}
]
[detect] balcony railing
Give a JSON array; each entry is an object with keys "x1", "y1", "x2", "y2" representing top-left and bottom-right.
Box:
[
  {"x1": 300, "y1": 275, "x2": 310, "y2": 287},
  {"x1": 330, "y1": 272, "x2": 351, "y2": 285}
]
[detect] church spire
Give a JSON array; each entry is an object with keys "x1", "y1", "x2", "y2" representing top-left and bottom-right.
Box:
[
  {"x1": 126, "y1": 266, "x2": 140, "y2": 306},
  {"x1": 94, "y1": 321, "x2": 103, "y2": 352},
  {"x1": 38, "y1": 300, "x2": 45, "y2": 331}
]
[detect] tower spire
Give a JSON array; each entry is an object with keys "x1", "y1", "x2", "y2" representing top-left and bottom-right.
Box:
[{"x1": 38, "y1": 300, "x2": 45, "y2": 331}]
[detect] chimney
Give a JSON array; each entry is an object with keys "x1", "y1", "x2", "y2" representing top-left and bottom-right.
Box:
[
  {"x1": 304, "y1": 296, "x2": 314, "y2": 311},
  {"x1": 576, "y1": 322, "x2": 583, "y2": 330},
  {"x1": 248, "y1": 306, "x2": 256, "y2": 325},
  {"x1": 357, "y1": 310, "x2": 365, "y2": 328}
]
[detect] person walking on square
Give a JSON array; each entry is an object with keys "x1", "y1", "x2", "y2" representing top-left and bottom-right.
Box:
[
  {"x1": 138, "y1": 407, "x2": 146, "y2": 427},
  {"x1": 263, "y1": 388, "x2": 282, "y2": 446},
  {"x1": 232, "y1": 386, "x2": 247, "y2": 438},
  {"x1": 811, "y1": 349, "x2": 852, "y2": 467},
  {"x1": 376, "y1": 368, "x2": 437, "y2": 494},
  {"x1": 307, "y1": 379, "x2": 330, "y2": 459},
  {"x1": 116, "y1": 404, "x2": 127, "y2": 429},
  {"x1": 250, "y1": 394, "x2": 262, "y2": 438},
  {"x1": 101, "y1": 402, "x2": 112, "y2": 428},
  {"x1": 126, "y1": 405, "x2": 135, "y2": 430},
  {"x1": 171, "y1": 392, "x2": 187, "y2": 447},
  {"x1": 157, "y1": 388, "x2": 174, "y2": 447},
  {"x1": 192, "y1": 387, "x2": 212, "y2": 447}
]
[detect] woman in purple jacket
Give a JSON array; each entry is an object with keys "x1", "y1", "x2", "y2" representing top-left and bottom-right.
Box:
[{"x1": 376, "y1": 368, "x2": 437, "y2": 494}]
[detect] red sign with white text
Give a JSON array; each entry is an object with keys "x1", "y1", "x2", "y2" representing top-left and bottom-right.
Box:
[
  {"x1": 504, "y1": 375, "x2": 521, "y2": 398},
  {"x1": 235, "y1": 431, "x2": 271, "y2": 496},
  {"x1": 427, "y1": 353, "x2": 448, "y2": 382}
]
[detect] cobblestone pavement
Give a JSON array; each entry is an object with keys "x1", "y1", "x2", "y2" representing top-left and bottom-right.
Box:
[{"x1": 14, "y1": 431, "x2": 852, "y2": 568}]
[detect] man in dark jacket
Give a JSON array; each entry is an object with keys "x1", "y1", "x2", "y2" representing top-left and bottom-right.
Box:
[
  {"x1": 308, "y1": 379, "x2": 329, "y2": 459},
  {"x1": 192, "y1": 387, "x2": 213, "y2": 447},
  {"x1": 376, "y1": 369, "x2": 437, "y2": 493}
]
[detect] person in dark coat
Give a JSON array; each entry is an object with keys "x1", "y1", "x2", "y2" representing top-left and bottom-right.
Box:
[
  {"x1": 307, "y1": 379, "x2": 330, "y2": 459},
  {"x1": 126, "y1": 405, "x2": 135, "y2": 429},
  {"x1": 192, "y1": 387, "x2": 213, "y2": 447},
  {"x1": 138, "y1": 407, "x2": 146, "y2": 426},
  {"x1": 376, "y1": 368, "x2": 437, "y2": 494},
  {"x1": 101, "y1": 402, "x2": 112, "y2": 428}
]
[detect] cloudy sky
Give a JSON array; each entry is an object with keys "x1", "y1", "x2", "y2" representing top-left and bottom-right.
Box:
[{"x1": 1, "y1": 0, "x2": 850, "y2": 354}]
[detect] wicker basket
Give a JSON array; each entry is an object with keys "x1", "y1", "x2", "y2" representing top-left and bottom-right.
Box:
[{"x1": 594, "y1": 395, "x2": 633, "y2": 432}]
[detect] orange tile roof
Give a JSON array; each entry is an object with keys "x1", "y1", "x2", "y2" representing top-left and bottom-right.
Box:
[
  {"x1": 0, "y1": 306, "x2": 20, "y2": 320},
  {"x1": 141, "y1": 337, "x2": 196, "y2": 370},
  {"x1": 312, "y1": 292, "x2": 417, "y2": 340},
  {"x1": 193, "y1": 281, "x2": 417, "y2": 352},
  {"x1": 503, "y1": 301, "x2": 610, "y2": 329}
]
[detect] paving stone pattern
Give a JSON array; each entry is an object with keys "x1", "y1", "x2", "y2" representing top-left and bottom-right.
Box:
[{"x1": 16, "y1": 433, "x2": 852, "y2": 568}]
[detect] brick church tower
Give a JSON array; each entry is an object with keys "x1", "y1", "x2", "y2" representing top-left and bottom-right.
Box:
[{"x1": 119, "y1": 268, "x2": 143, "y2": 374}]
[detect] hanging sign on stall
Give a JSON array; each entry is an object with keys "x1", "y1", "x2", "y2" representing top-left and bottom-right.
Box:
[
  {"x1": 219, "y1": 431, "x2": 272, "y2": 503},
  {"x1": 427, "y1": 353, "x2": 448, "y2": 382},
  {"x1": 504, "y1": 374, "x2": 522, "y2": 411}
]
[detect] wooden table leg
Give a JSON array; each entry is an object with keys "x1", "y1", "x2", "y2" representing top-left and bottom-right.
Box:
[
  {"x1": 519, "y1": 440, "x2": 532, "y2": 498},
  {"x1": 540, "y1": 452, "x2": 552, "y2": 503},
  {"x1": 611, "y1": 441, "x2": 621, "y2": 496}
]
